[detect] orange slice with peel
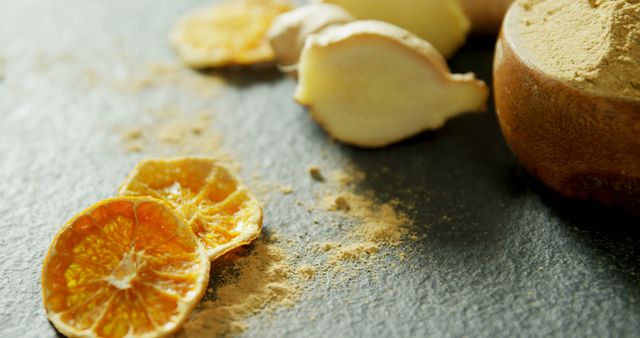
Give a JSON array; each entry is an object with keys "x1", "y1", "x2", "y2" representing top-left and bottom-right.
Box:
[
  {"x1": 169, "y1": 0, "x2": 292, "y2": 68},
  {"x1": 42, "y1": 197, "x2": 210, "y2": 338},
  {"x1": 118, "y1": 157, "x2": 262, "y2": 261}
]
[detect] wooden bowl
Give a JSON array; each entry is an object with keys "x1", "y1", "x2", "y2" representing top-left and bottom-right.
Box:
[{"x1": 493, "y1": 4, "x2": 640, "y2": 212}]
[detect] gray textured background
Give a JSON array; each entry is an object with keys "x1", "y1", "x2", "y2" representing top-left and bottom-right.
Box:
[{"x1": 2, "y1": 0, "x2": 640, "y2": 337}]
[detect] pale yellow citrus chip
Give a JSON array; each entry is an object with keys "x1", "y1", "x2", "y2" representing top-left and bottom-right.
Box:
[
  {"x1": 42, "y1": 197, "x2": 210, "y2": 338},
  {"x1": 170, "y1": 0, "x2": 293, "y2": 68},
  {"x1": 118, "y1": 157, "x2": 263, "y2": 261}
]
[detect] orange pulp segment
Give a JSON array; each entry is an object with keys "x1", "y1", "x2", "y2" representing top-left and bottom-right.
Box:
[
  {"x1": 118, "y1": 157, "x2": 262, "y2": 261},
  {"x1": 169, "y1": 0, "x2": 292, "y2": 68},
  {"x1": 42, "y1": 197, "x2": 210, "y2": 338}
]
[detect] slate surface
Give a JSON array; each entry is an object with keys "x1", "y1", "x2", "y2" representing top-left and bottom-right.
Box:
[{"x1": 1, "y1": 0, "x2": 640, "y2": 337}]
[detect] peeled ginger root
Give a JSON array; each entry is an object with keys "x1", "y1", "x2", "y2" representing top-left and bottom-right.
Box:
[
  {"x1": 295, "y1": 21, "x2": 488, "y2": 148},
  {"x1": 268, "y1": 3, "x2": 354, "y2": 69},
  {"x1": 320, "y1": 0, "x2": 470, "y2": 58},
  {"x1": 170, "y1": 0, "x2": 292, "y2": 68}
]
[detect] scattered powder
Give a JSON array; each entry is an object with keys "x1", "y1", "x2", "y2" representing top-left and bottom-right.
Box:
[
  {"x1": 317, "y1": 242, "x2": 339, "y2": 252},
  {"x1": 323, "y1": 192, "x2": 409, "y2": 246},
  {"x1": 115, "y1": 61, "x2": 225, "y2": 96},
  {"x1": 328, "y1": 242, "x2": 380, "y2": 264},
  {"x1": 308, "y1": 165, "x2": 324, "y2": 181},
  {"x1": 175, "y1": 162, "x2": 414, "y2": 335},
  {"x1": 278, "y1": 185, "x2": 294, "y2": 195},
  {"x1": 180, "y1": 240, "x2": 301, "y2": 338},
  {"x1": 174, "y1": 153, "x2": 412, "y2": 335},
  {"x1": 331, "y1": 168, "x2": 366, "y2": 187},
  {"x1": 121, "y1": 110, "x2": 222, "y2": 155},
  {"x1": 333, "y1": 195, "x2": 350, "y2": 211},
  {"x1": 267, "y1": 233, "x2": 280, "y2": 243},
  {"x1": 33, "y1": 52, "x2": 76, "y2": 72},
  {"x1": 32, "y1": 51, "x2": 224, "y2": 95},
  {"x1": 123, "y1": 128, "x2": 143, "y2": 140},
  {"x1": 304, "y1": 165, "x2": 414, "y2": 273},
  {"x1": 298, "y1": 265, "x2": 316, "y2": 280},
  {"x1": 81, "y1": 67, "x2": 100, "y2": 87},
  {"x1": 247, "y1": 174, "x2": 294, "y2": 202},
  {"x1": 517, "y1": 0, "x2": 640, "y2": 99}
]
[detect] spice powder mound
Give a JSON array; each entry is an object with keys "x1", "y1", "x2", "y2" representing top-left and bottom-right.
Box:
[{"x1": 518, "y1": 0, "x2": 640, "y2": 99}]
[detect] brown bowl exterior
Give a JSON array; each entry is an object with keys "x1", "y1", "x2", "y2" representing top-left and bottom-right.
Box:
[{"x1": 493, "y1": 10, "x2": 640, "y2": 212}]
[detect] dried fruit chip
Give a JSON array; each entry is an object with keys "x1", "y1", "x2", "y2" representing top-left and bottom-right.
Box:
[
  {"x1": 118, "y1": 157, "x2": 263, "y2": 261},
  {"x1": 42, "y1": 197, "x2": 210, "y2": 338},
  {"x1": 170, "y1": 0, "x2": 292, "y2": 68}
]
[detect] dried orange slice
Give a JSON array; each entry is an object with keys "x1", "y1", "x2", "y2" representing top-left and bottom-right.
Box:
[
  {"x1": 169, "y1": 0, "x2": 292, "y2": 68},
  {"x1": 118, "y1": 157, "x2": 262, "y2": 261},
  {"x1": 42, "y1": 197, "x2": 210, "y2": 338}
]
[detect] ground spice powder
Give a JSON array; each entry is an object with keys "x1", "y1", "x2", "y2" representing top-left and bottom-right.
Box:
[
  {"x1": 179, "y1": 240, "x2": 300, "y2": 337},
  {"x1": 518, "y1": 0, "x2": 640, "y2": 99}
]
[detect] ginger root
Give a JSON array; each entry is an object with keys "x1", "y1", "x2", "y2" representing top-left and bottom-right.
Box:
[
  {"x1": 267, "y1": 3, "x2": 354, "y2": 70},
  {"x1": 294, "y1": 21, "x2": 488, "y2": 148},
  {"x1": 320, "y1": 0, "x2": 470, "y2": 58}
]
